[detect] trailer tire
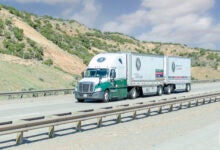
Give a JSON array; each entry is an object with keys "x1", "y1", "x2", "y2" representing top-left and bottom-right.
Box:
[
  {"x1": 129, "y1": 88, "x2": 137, "y2": 99},
  {"x1": 185, "y1": 84, "x2": 191, "y2": 92},
  {"x1": 103, "y1": 90, "x2": 110, "y2": 102},
  {"x1": 157, "y1": 86, "x2": 163, "y2": 96},
  {"x1": 77, "y1": 99, "x2": 84, "y2": 102},
  {"x1": 164, "y1": 85, "x2": 171, "y2": 94}
]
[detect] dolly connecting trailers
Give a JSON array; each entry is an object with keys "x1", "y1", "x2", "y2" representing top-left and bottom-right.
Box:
[{"x1": 75, "y1": 53, "x2": 191, "y2": 102}]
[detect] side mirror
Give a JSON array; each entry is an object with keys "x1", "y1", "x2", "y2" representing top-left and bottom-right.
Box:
[
  {"x1": 81, "y1": 71, "x2": 84, "y2": 78},
  {"x1": 113, "y1": 72, "x2": 116, "y2": 78}
]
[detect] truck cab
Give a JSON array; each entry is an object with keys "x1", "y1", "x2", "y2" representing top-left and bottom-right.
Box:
[{"x1": 75, "y1": 53, "x2": 127, "y2": 102}]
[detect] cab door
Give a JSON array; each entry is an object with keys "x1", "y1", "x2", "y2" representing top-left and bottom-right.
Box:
[{"x1": 109, "y1": 69, "x2": 118, "y2": 98}]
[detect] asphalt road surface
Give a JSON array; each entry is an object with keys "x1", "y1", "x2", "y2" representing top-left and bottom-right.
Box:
[
  {"x1": 0, "y1": 82, "x2": 220, "y2": 149},
  {"x1": 0, "y1": 82, "x2": 220, "y2": 122}
]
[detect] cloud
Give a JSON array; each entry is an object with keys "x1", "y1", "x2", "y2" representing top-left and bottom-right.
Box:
[
  {"x1": 102, "y1": 10, "x2": 149, "y2": 34},
  {"x1": 102, "y1": 0, "x2": 220, "y2": 49},
  {"x1": 65, "y1": 0, "x2": 101, "y2": 27},
  {"x1": 6, "y1": 0, "x2": 101, "y2": 27}
]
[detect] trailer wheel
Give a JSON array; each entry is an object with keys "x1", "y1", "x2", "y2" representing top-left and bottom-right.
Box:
[
  {"x1": 185, "y1": 84, "x2": 191, "y2": 92},
  {"x1": 164, "y1": 85, "x2": 171, "y2": 94},
  {"x1": 129, "y1": 88, "x2": 137, "y2": 99},
  {"x1": 77, "y1": 99, "x2": 84, "y2": 102},
  {"x1": 103, "y1": 90, "x2": 110, "y2": 102},
  {"x1": 157, "y1": 86, "x2": 163, "y2": 96}
]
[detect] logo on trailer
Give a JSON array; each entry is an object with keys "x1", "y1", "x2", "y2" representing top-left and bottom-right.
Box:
[
  {"x1": 97, "y1": 57, "x2": 106, "y2": 63},
  {"x1": 172, "y1": 62, "x2": 175, "y2": 72},
  {"x1": 136, "y1": 58, "x2": 141, "y2": 71}
]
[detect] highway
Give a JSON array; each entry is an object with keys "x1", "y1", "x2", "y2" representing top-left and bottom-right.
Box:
[
  {"x1": 0, "y1": 82, "x2": 220, "y2": 122},
  {"x1": 0, "y1": 82, "x2": 219, "y2": 149}
]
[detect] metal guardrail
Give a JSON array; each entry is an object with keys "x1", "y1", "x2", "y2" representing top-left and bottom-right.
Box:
[
  {"x1": 0, "y1": 79, "x2": 219, "y2": 100},
  {"x1": 0, "y1": 88, "x2": 74, "y2": 99},
  {"x1": 191, "y1": 79, "x2": 220, "y2": 84},
  {"x1": 0, "y1": 92, "x2": 219, "y2": 145}
]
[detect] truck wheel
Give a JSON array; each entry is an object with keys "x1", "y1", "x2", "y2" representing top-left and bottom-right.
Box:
[
  {"x1": 164, "y1": 85, "x2": 171, "y2": 94},
  {"x1": 157, "y1": 86, "x2": 163, "y2": 96},
  {"x1": 185, "y1": 84, "x2": 191, "y2": 92},
  {"x1": 103, "y1": 90, "x2": 110, "y2": 102},
  {"x1": 129, "y1": 88, "x2": 137, "y2": 99},
  {"x1": 77, "y1": 99, "x2": 84, "y2": 102}
]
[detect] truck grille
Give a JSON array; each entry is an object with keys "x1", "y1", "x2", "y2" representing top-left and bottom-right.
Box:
[{"x1": 79, "y1": 83, "x2": 94, "y2": 93}]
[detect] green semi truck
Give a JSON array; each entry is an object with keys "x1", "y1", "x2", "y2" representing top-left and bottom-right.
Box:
[{"x1": 75, "y1": 53, "x2": 191, "y2": 102}]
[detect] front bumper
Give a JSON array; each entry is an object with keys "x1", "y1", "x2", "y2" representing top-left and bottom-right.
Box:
[{"x1": 75, "y1": 91, "x2": 104, "y2": 100}]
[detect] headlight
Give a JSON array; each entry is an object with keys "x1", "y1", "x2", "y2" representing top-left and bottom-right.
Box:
[{"x1": 95, "y1": 88, "x2": 102, "y2": 92}]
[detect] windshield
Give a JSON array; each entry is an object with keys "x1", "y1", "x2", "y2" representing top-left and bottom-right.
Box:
[{"x1": 85, "y1": 69, "x2": 109, "y2": 78}]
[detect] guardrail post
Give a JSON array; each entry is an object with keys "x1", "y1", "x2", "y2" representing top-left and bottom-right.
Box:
[
  {"x1": 76, "y1": 121, "x2": 82, "y2": 132},
  {"x1": 195, "y1": 99, "x2": 198, "y2": 106},
  {"x1": 214, "y1": 97, "x2": 217, "y2": 102},
  {"x1": 158, "y1": 106, "x2": 162, "y2": 114},
  {"x1": 116, "y1": 114, "x2": 121, "y2": 123},
  {"x1": 208, "y1": 98, "x2": 211, "y2": 103},
  {"x1": 133, "y1": 111, "x2": 137, "y2": 119},
  {"x1": 188, "y1": 101, "x2": 191, "y2": 107},
  {"x1": 202, "y1": 98, "x2": 205, "y2": 104},
  {"x1": 97, "y1": 117, "x2": 102, "y2": 128},
  {"x1": 49, "y1": 126, "x2": 55, "y2": 138},
  {"x1": 169, "y1": 104, "x2": 173, "y2": 112},
  {"x1": 180, "y1": 103, "x2": 183, "y2": 109},
  {"x1": 16, "y1": 131, "x2": 23, "y2": 144},
  {"x1": 145, "y1": 108, "x2": 150, "y2": 116}
]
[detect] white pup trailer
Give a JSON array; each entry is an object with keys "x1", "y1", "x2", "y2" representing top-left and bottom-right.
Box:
[{"x1": 75, "y1": 53, "x2": 191, "y2": 102}]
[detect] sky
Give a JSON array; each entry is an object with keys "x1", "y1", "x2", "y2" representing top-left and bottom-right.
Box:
[{"x1": 1, "y1": 0, "x2": 220, "y2": 50}]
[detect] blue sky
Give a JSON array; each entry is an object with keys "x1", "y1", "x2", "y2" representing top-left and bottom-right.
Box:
[{"x1": 1, "y1": 0, "x2": 220, "y2": 50}]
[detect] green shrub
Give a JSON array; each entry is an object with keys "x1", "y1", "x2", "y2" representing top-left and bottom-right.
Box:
[
  {"x1": 39, "y1": 78, "x2": 44, "y2": 82},
  {"x1": 199, "y1": 49, "x2": 206, "y2": 56},
  {"x1": 43, "y1": 58, "x2": 53, "y2": 66},
  {"x1": 0, "y1": 19, "x2": 4, "y2": 35},
  {"x1": 13, "y1": 27, "x2": 24, "y2": 41},
  {"x1": 5, "y1": 19, "x2": 12, "y2": 25},
  {"x1": 5, "y1": 31, "x2": 11, "y2": 39}
]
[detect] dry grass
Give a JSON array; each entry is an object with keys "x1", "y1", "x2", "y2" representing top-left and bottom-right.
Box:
[
  {"x1": 0, "y1": 56, "x2": 75, "y2": 91},
  {"x1": 192, "y1": 67, "x2": 220, "y2": 80}
]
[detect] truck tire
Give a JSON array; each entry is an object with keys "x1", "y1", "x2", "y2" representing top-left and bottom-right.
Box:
[
  {"x1": 129, "y1": 88, "x2": 137, "y2": 99},
  {"x1": 164, "y1": 85, "x2": 171, "y2": 94},
  {"x1": 185, "y1": 84, "x2": 191, "y2": 92},
  {"x1": 157, "y1": 86, "x2": 163, "y2": 96},
  {"x1": 77, "y1": 99, "x2": 84, "y2": 102},
  {"x1": 103, "y1": 90, "x2": 110, "y2": 102}
]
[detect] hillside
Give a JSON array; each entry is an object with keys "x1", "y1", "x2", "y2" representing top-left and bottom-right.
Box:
[
  {"x1": 0, "y1": 54, "x2": 76, "y2": 91},
  {"x1": 0, "y1": 4, "x2": 220, "y2": 91}
]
